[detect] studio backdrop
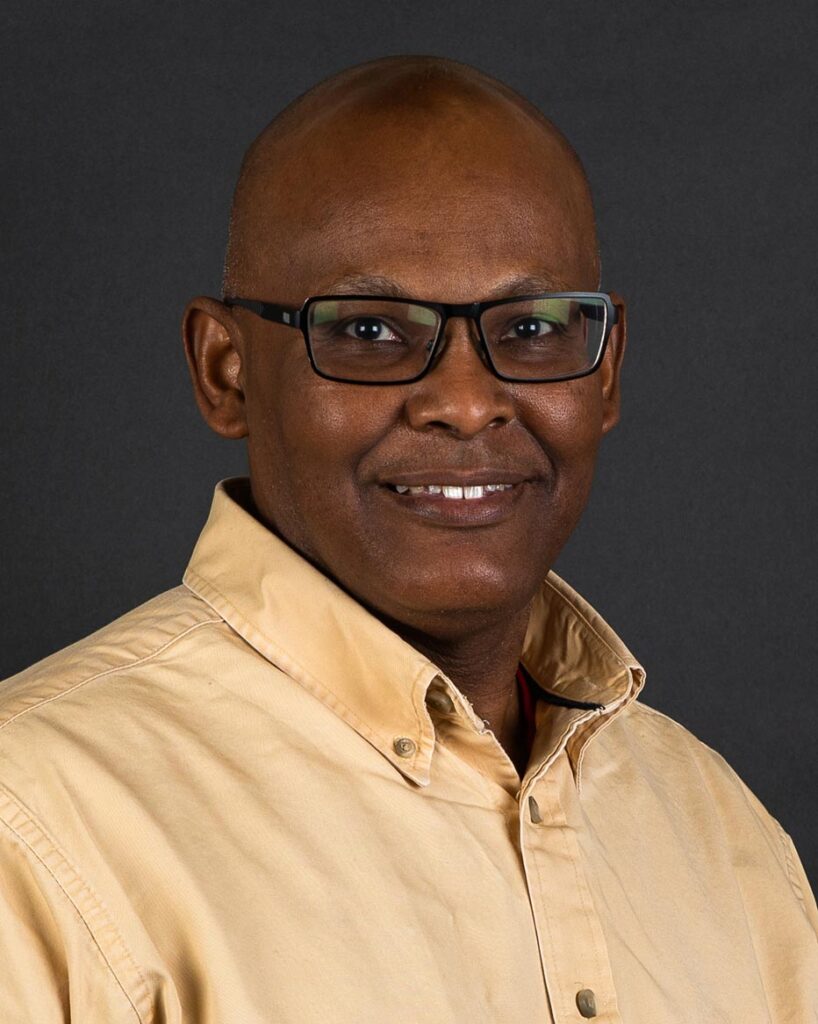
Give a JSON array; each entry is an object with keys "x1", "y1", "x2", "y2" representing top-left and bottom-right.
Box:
[{"x1": 2, "y1": 0, "x2": 816, "y2": 885}]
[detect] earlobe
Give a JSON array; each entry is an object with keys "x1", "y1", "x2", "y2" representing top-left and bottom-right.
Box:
[
  {"x1": 600, "y1": 293, "x2": 627, "y2": 435},
  {"x1": 182, "y1": 297, "x2": 249, "y2": 440}
]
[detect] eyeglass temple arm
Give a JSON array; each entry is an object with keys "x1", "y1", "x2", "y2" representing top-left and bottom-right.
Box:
[
  {"x1": 581, "y1": 301, "x2": 617, "y2": 326},
  {"x1": 223, "y1": 297, "x2": 302, "y2": 329}
]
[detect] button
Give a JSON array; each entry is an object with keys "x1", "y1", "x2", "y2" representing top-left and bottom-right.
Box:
[
  {"x1": 426, "y1": 690, "x2": 455, "y2": 713},
  {"x1": 576, "y1": 988, "x2": 597, "y2": 1018},
  {"x1": 393, "y1": 737, "x2": 416, "y2": 758},
  {"x1": 528, "y1": 795, "x2": 542, "y2": 823}
]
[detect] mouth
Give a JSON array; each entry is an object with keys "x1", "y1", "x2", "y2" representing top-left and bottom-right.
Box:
[
  {"x1": 386, "y1": 482, "x2": 514, "y2": 500},
  {"x1": 378, "y1": 478, "x2": 532, "y2": 527}
]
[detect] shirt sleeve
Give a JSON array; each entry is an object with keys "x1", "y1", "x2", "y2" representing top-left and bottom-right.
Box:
[
  {"x1": 779, "y1": 826, "x2": 818, "y2": 939},
  {"x1": 0, "y1": 802, "x2": 143, "y2": 1023}
]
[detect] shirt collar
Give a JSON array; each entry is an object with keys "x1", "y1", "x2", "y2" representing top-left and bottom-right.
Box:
[{"x1": 183, "y1": 478, "x2": 645, "y2": 787}]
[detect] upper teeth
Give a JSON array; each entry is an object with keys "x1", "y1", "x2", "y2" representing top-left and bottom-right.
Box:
[{"x1": 392, "y1": 484, "x2": 514, "y2": 499}]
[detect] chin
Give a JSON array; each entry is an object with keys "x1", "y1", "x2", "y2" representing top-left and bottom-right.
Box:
[{"x1": 371, "y1": 556, "x2": 541, "y2": 628}]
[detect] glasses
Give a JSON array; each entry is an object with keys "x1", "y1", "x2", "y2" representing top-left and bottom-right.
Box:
[{"x1": 224, "y1": 291, "x2": 617, "y2": 385}]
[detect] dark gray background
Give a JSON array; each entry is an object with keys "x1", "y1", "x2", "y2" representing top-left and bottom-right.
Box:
[{"x1": 2, "y1": 0, "x2": 817, "y2": 886}]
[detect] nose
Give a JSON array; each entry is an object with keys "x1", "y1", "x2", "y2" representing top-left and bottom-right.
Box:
[{"x1": 403, "y1": 317, "x2": 516, "y2": 438}]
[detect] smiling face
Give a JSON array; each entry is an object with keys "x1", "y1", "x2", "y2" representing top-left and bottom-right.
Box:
[{"x1": 185, "y1": 60, "x2": 626, "y2": 642}]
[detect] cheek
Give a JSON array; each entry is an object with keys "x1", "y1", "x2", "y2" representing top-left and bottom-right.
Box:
[
  {"x1": 278, "y1": 382, "x2": 391, "y2": 477},
  {"x1": 246, "y1": 341, "x2": 370, "y2": 469},
  {"x1": 524, "y1": 381, "x2": 604, "y2": 528},
  {"x1": 245, "y1": 356, "x2": 398, "y2": 549},
  {"x1": 525, "y1": 378, "x2": 604, "y2": 466}
]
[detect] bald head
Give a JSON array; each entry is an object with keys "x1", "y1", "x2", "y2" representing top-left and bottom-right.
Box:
[{"x1": 223, "y1": 56, "x2": 600, "y2": 299}]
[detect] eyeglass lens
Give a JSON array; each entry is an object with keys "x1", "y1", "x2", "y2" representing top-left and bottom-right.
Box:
[{"x1": 306, "y1": 296, "x2": 607, "y2": 382}]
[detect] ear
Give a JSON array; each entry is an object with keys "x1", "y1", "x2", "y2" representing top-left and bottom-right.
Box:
[
  {"x1": 598, "y1": 292, "x2": 627, "y2": 435},
  {"x1": 182, "y1": 297, "x2": 249, "y2": 439}
]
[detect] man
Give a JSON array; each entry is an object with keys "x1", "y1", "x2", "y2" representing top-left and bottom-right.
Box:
[{"x1": 1, "y1": 55, "x2": 816, "y2": 1023}]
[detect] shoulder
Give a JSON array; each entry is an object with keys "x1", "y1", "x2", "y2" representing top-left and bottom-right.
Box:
[
  {"x1": 605, "y1": 699, "x2": 775, "y2": 818},
  {"x1": 0, "y1": 585, "x2": 226, "y2": 735},
  {"x1": 0, "y1": 584, "x2": 243, "y2": 886},
  {"x1": 613, "y1": 699, "x2": 766, "y2": 799},
  {"x1": 0, "y1": 589, "x2": 224, "y2": 1021},
  {"x1": 592, "y1": 699, "x2": 815, "y2": 906}
]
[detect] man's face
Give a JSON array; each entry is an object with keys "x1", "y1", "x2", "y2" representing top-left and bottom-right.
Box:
[{"x1": 223, "y1": 97, "x2": 624, "y2": 636}]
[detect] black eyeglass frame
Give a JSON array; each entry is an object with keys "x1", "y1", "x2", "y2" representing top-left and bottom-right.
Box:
[{"x1": 223, "y1": 291, "x2": 618, "y2": 385}]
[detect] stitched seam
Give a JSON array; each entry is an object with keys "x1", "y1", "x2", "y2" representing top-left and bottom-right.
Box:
[
  {"x1": 530, "y1": 782, "x2": 572, "y2": 1018},
  {"x1": 574, "y1": 688, "x2": 638, "y2": 794},
  {"x1": 554, "y1": 774, "x2": 610, "y2": 1018},
  {"x1": 0, "y1": 793, "x2": 148, "y2": 1023},
  {"x1": 524, "y1": 816, "x2": 559, "y2": 1016},
  {"x1": 775, "y1": 821, "x2": 810, "y2": 911},
  {"x1": 555, "y1": 761, "x2": 618, "y2": 1017},
  {"x1": 0, "y1": 617, "x2": 223, "y2": 734},
  {"x1": 632, "y1": 703, "x2": 756, "y2": 772}
]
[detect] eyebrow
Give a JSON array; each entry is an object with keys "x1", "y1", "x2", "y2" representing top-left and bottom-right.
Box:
[
  {"x1": 488, "y1": 273, "x2": 566, "y2": 297},
  {"x1": 322, "y1": 271, "x2": 566, "y2": 301},
  {"x1": 326, "y1": 274, "x2": 414, "y2": 298}
]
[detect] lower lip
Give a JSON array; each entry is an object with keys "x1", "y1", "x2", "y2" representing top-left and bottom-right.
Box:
[{"x1": 378, "y1": 483, "x2": 529, "y2": 527}]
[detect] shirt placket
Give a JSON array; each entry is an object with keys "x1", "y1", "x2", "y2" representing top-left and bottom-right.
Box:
[
  {"x1": 519, "y1": 737, "x2": 622, "y2": 1023},
  {"x1": 428, "y1": 679, "x2": 624, "y2": 1022}
]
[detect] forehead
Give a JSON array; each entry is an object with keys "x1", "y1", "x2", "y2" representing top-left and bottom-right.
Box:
[{"x1": 235, "y1": 88, "x2": 597, "y2": 300}]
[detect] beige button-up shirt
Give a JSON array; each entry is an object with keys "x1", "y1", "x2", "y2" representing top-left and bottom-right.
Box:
[{"x1": 1, "y1": 478, "x2": 816, "y2": 1022}]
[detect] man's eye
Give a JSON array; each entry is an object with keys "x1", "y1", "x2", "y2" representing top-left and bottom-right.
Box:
[
  {"x1": 505, "y1": 317, "x2": 560, "y2": 339},
  {"x1": 343, "y1": 317, "x2": 398, "y2": 342}
]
